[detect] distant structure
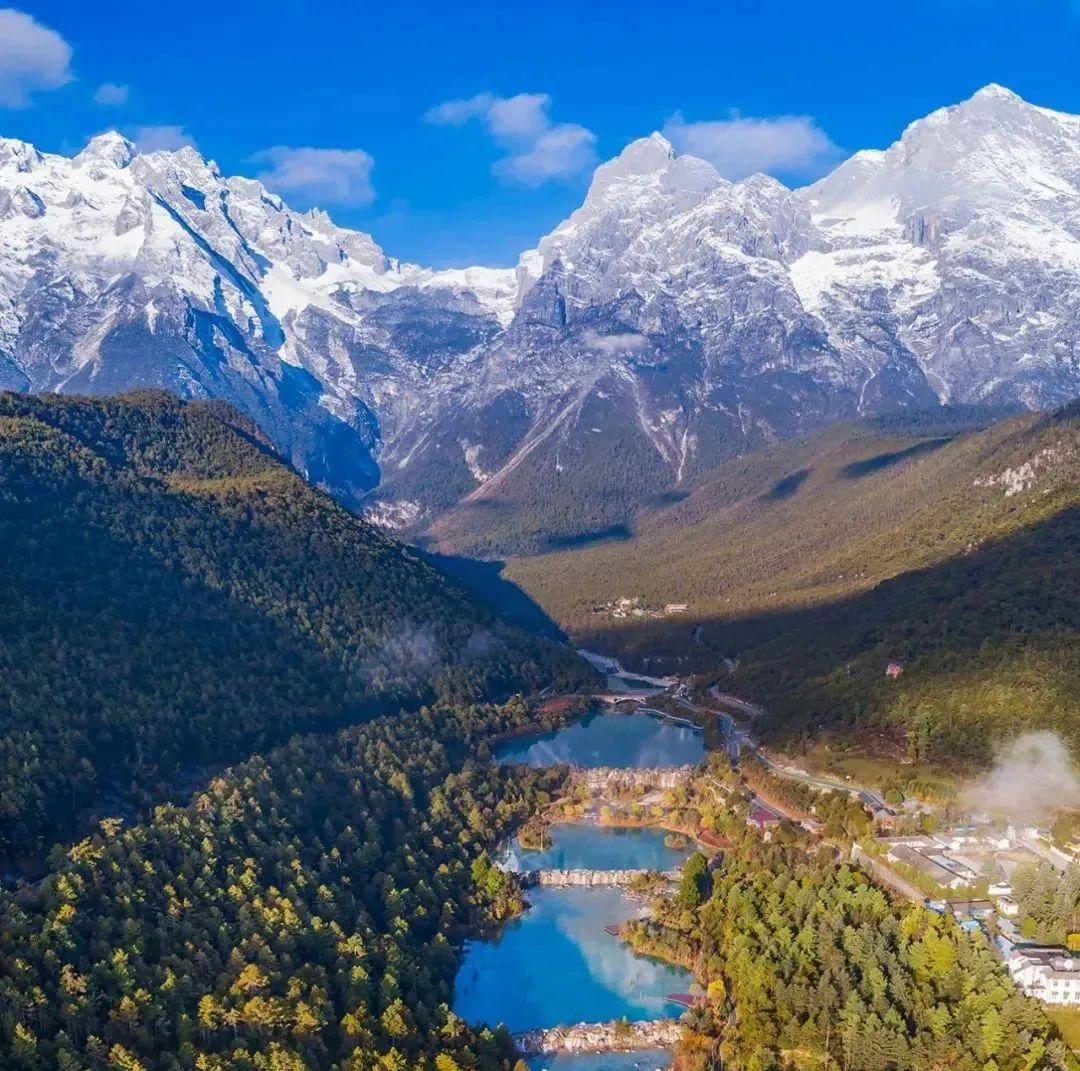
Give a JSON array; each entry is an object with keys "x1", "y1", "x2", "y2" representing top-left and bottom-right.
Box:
[
  {"x1": 885, "y1": 662, "x2": 906, "y2": 679},
  {"x1": 880, "y1": 836, "x2": 979, "y2": 890},
  {"x1": 858, "y1": 790, "x2": 898, "y2": 830},
  {"x1": 1007, "y1": 946, "x2": 1080, "y2": 1005},
  {"x1": 748, "y1": 802, "x2": 782, "y2": 835}
]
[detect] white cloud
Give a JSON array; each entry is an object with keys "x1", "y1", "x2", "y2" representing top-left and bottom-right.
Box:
[
  {"x1": 94, "y1": 82, "x2": 129, "y2": 106},
  {"x1": 0, "y1": 8, "x2": 73, "y2": 108},
  {"x1": 129, "y1": 124, "x2": 197, "y2": 153},
  {"x1": 426, "y1": 91, "x2": 596, "y2": 186},
  {"x1": 582, "y1": 329, "x2": 648, "y2": 355},
  {"x1": 252, "y1": 146, "x2": 375, "y2": 206},
  {"x1": 662, "y1": 111, "x2": 840, "y2": 181}
]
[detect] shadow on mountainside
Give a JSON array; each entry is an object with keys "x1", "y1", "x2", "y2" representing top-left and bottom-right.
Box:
[
  {"x1": 763, "y1": 468, "x2": 811, "y2": 501},
  {"x1": 418, "y1": 549, "x2": 570, "y2": 640},
  {"x1": 573, "y1": 503, "x2": 1080, "y2": 762},
  {"x1": 838, "y1": 436, "x2": 952, "y2": 479}
]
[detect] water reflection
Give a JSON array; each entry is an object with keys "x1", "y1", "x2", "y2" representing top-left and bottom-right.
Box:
[
  {"x1": 501, "y1": 824, "x2": 693, "y2": 872},
  {"x1": 496, "y1": 712, "x2": 704, "y2": 769},
  {"x1": 525, "y1": 1052, "x2": 672, "y2": 1071},
  {"x1": 453, "y1": 887, "x2": 691, "y2": 1032}
]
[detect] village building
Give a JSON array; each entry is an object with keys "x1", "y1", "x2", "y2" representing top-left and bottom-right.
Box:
[
  {"x1": 884, "y1": 843, "x2": 976, "y2": 891},
  {"x1": 747, "y1": 802, "x2": 782, "y2": 838},
  {"x1": 1007, "y1": 947, "x2": 1080, "y2": 1006},
  {"x1": 996, "y1": 896, "x2": 1020, "y2": 918}
]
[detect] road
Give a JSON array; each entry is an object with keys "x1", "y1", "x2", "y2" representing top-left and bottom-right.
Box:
[
  {"x1": 754, "y1": 750, "x2": 873, "y2": 799},
  {"x1": 671, "y1": 684, "x2": 882, "y2": 808},
  {"x1": 850, "y1": 844, "x2": 924, "y2": 902},
  {"x1": 707, "y1": 686, "x2": 765, "y2": 720}
]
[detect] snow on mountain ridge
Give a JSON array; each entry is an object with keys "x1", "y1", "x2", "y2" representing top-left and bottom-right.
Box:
[
  {"x1": 792, "y1": 85, "x2": 1080, "y2": 411},
  {"x1": 2, "y1": 86, "x2": 1080, "y2": 543}
]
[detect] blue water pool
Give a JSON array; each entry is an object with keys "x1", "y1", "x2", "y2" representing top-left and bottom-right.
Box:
[
  {"x1": 453, "y1": 886, "x2": 692, "y2": 1032},
  {"x1": 502, "y1": 823, "x2": 693, "y2": 872},
  {"x1": 496, "y1": 711, "x2": 703, "y2": 769}
]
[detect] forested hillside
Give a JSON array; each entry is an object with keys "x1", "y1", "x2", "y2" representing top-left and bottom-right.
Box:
[
  {"x1": 0, "y1": 698, "x2": 568, "y2": 1071},
  {"x1": 626, "y1": 829, "x2": 1069, "y2": 1070},
  {"x1": 0, "y1": 391, "x2": 588, "y2": 862},
  {"x1": 501, "y1": 404, "x2": 1080, "y2": 761}
]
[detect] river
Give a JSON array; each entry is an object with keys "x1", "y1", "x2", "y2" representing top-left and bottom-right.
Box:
[{"x1": 455, "y1": 711, "x2": 699, "y2": 1066}]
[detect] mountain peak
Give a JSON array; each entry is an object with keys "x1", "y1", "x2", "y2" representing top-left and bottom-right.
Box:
[
  {"x1": 78, "y1": 131, "x2": 136, "y2": 169},
  {"x1": 613, "y1": 132, "x2": 676, "y2": 173},
  {"x1": 586, "y1": 132, "x2": 676, "y2": 196},
  {"x1": 0, "y1": 137, "x2": 43, "y2": 173},
  {"x1": 970, "y1": 82, "x2": 1024, "y2": 105}
]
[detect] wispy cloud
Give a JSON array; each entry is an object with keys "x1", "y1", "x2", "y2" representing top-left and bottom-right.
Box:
[
  {"x1": 129, "y1": 124, "x2": 197, "y2": 153},
  {"x1": 425, "y1": 91, "x2": 596, "y2": 186},
  {"x1": 251, "y1": 146, "x2": 376, "y2": 206},
  {"x1": 582, "y1": 329, "x2": 648, "y2": 355},
  {"x1": 662, "y1": 111, "x2": 840, "y2": 181},
  {"x1": 0, "y1": 8, "x2": 73, "y2": 108},
  {"x1": 94, "y1": 82, "x2": 129, "y2": 106}
]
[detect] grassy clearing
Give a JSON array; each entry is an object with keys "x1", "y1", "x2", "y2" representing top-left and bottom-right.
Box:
[{"x1": 1047, "y1": 1007, "x2": 1080, "y2": 1051}]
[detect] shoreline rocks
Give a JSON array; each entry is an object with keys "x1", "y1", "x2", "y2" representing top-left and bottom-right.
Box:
[{"x1": 578, "y1": 766, "x2": 696, "y2": 792}]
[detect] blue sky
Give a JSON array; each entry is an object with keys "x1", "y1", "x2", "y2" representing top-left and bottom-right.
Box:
[{"x1": 3, "y1": 0, "x2": 1080, "y2": 266}]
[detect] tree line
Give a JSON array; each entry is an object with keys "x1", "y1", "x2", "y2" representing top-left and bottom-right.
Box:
[
  {"x1": 0, "y1": 696, "x2": 570, "y2": 1070},
  {"x1": 623, "y1": 827, "x2": 1070, "y2": 1071},
  {"x1": 0, "y1": 391, "x2": 590, "y2": 861}
]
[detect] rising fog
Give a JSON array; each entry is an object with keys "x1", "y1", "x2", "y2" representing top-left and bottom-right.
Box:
[{"x1": 963, "y1": 731, "x2": 1080, "y2": 822}]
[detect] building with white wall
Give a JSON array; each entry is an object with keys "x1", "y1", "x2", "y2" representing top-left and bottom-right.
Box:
[{"x1": 1007, "y1": 947, "x2": 1080, "y2": 1005}]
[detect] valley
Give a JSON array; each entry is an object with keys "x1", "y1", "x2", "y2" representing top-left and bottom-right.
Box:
[
  {"x1": 496, "y1": 401, "x2": 1080, "y2": 766},
  {"x1": 1, "y1": 15, "x2": 1080, "y2": 1068}
]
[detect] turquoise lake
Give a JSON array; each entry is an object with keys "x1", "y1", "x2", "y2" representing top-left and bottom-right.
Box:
[
  {"x1": 525, "y1": 1053, "x2": 672, "y2": 1071},
  {"x1": 453, "y1": 886, "x2": 691, "y2": 1032},
  {"x1": 495, "y1": 711, "x2": 704, "y2": 769},
  {"x1": 502, "y1": 823, "x2": 693, "y2": 872}
]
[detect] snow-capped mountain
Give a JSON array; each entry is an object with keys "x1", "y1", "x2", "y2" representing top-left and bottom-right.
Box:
[
  {"x1": 3, "y1": 85, "x2": 1080, "y2": 550},
  {"x1": 0, "y1": 130, "x2": 515, "y2": 501}
]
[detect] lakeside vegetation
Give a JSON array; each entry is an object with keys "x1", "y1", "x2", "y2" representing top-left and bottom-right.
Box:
[
  {"x1": 0, "y1": 391, "x2": 589, "y2": 863},
  {"x1": 0, "y1": 697, "x2": 571, "y2": 1071},
  {"x1": 623, "y1": 826, "x2": 1071, "y2": 1071}
]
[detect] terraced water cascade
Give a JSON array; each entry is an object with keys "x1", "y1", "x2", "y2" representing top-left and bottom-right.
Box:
[{"x1": 455, "y1": 710, "x2": 705, "y2": 1067}]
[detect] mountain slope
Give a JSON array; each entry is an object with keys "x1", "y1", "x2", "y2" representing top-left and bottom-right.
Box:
[
  {"x1": 502, "y1": 403, "x2": 1080, "y2": 760},
  {"x1": 422, "y1": 85, "x2": 1080, "y2": 552},
  {"x1": 0, "y1": 390, "x2": 586, "y2": 863},
  {"x1": 0, "y1": 132, "x2": 514, "y2": 506},
  {"x1": 4, "y1": 86, "x2": 1080, "y2": 549}
]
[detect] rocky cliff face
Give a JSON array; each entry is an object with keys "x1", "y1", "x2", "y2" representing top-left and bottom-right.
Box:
[{"x1": 4, "y1": 86, "x2": 1080, "y2": 549}]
